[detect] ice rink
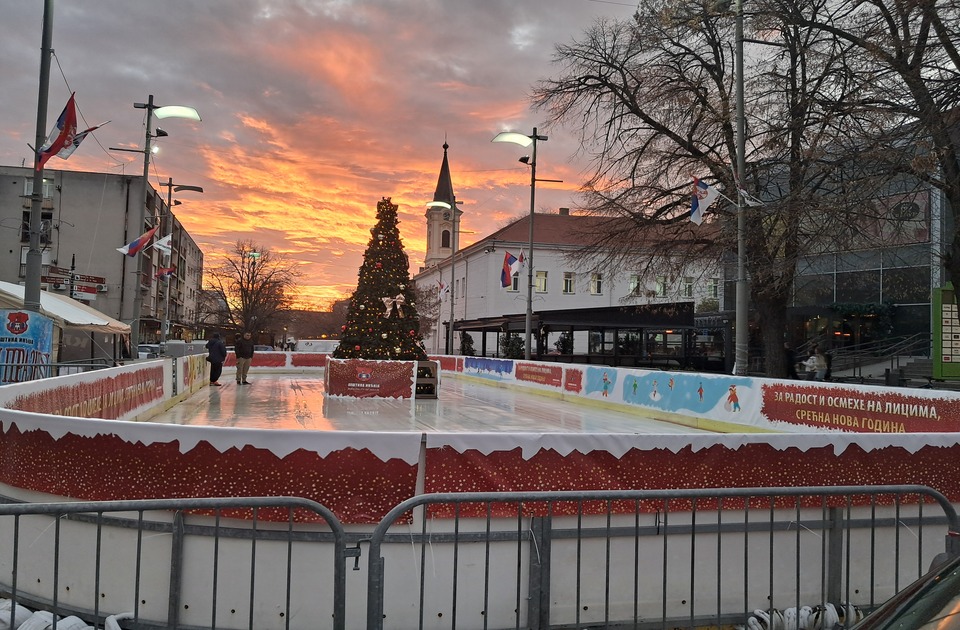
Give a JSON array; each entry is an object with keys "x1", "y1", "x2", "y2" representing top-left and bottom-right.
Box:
[{"x1": 151, "y1": 373, "x2": 714, "y2": 433}]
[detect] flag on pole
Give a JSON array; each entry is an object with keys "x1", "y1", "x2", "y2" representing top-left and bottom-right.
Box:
[
  {"x1": 690, "y1": 177, "x2": 720, "y2": 225},
  {"x1": 437, "y1": 279, "x2": 450, "y2": 300},
  {"x1": 500, "y1": 251, "x2": 523, "y2": 288},
  {"x1": 153, "y1": 234, "x2": 172, "y2": 255},
  {"x1": 117, "y1": 226, "x2": 159, "y2": 257},
  {"x1": 155, "y1": 266, "x2": 176, "y2": 279},
  {"x1": 37, "y1": 93, "x2": 78, "y2": 170},
  {"x1": 56, "y1": 121, "x2": 108, "y2": 160}
]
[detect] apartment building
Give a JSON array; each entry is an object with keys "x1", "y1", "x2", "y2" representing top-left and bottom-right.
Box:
[{"x1": 0, "y1": 166, "x2": 204, "y2": 359}]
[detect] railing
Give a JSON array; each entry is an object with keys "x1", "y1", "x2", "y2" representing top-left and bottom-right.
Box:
[
  {"x1": 366, "y1": 486, "x2": 959, "y2": 630},
  {"x1": 0, "y1": 497, "x2": 349, "y2": 630},
  {"x1": 1, "y1": 487, "x2": 957, "y2": 630},
  {"x1": 814, "y1": 333, "x2": 932, "y2": 378}
]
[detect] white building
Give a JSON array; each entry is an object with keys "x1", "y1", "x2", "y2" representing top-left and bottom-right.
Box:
[
  {"x1": 412, "y1": 146, "x2": 725, "y2": 367},
  {"x1": 0, "y1": 166, "x2": 204, "y2": 360}
]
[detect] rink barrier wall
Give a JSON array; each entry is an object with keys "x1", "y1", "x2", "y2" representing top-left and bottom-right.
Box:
[{"x1": 3, "y1": 355, "x2": 960, "y2": 525}]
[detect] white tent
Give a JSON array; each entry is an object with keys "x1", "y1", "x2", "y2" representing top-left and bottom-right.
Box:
[{"x1": 0, "y1": 280, "x2": 129, "y2": 335}]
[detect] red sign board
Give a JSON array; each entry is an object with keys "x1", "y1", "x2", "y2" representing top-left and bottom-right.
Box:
[
  {"x1": 73, "y1": 273, "x2": 106, "y2": 284},
  {"x1": 325, "y1": 359, "x2": 415, "y2": 398}
]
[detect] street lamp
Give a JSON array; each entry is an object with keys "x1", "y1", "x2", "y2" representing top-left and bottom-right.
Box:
[
  {"x1": 493, "y1": 128, "x2": 548, "y2": 360},
  {"x1": 158, "y1": 179, "x2": 203, "y2": 353},
  {"x1": 115, "y1": 95, "x2": 201, "y2": 354}
]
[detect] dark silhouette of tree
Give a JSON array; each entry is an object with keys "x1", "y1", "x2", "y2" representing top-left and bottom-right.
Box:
[
  {"x1": 204, "y1": 241, "x2": 301, "y2": 333},
  {"x1": 333, "y1": 198, "x2": 428, "y2": 360},
  {"x1": 532, "y1": 2, "x2": 931, "y2": 376}
]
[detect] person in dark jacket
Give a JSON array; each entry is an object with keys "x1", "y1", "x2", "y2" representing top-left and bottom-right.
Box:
[
  {"x1": 234, "y1": 331, "x2": 255, "y2": 385},
  {"x1": 783, "y1": 343, "x2": 799, "y2": 379},
  {"x1": 205, "y1": 332, "x2": 228, "y2": 386}
]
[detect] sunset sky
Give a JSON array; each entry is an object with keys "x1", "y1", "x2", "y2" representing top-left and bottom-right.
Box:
[{"x1": 2, "y1": 1, "x2": 634, "y2": 309}]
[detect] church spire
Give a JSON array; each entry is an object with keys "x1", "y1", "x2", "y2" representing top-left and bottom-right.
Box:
[
  {"x1": 432, "y1": 141, "x2": 456, "y2": 208},
  {"x1": 423, "y1": 141, "x2": 461, "y2": 268}
]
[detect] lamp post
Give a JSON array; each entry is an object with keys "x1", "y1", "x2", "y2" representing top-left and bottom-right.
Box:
[
  {"x1": 734, "y1": 0, "x2": 749, "y2": 375},
  {"x1": 23, "y1": 0, "x2": 54, "y2": 313},
  {"x1": 493, "y1": 128, "x2": 549, "y2": 360},
  {"x1": 158, "y1": 179, "x2": 203, "y2": 354},
  {"x1": 116, "y1": 95, "x2": 200, "y2": 354}
]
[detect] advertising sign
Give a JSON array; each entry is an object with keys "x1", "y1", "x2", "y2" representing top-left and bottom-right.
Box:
[{"x1": 0, "y1": 310, "x2": 54, "y2": 384}]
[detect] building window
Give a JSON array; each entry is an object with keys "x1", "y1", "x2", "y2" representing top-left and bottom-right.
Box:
[
  {"x1": 591, "y1": 273, "x2": 603, "y2": 295},
  {"x1": 21, "y1": 210, "x2": 53, "y2": 244},
  {"x1": 682, "y1": 276, "x2": 694, "y2": 298},
  {"x1": 656, "y1": 275, "x2": 668, "y2": 297},
  {"x1": 535, "y1": 270, "x2": 548, "y2": 293},
  {"x1": 441, "y1": 230, "x2": 450, "y2": 248},
  {"x1": 628, "y1": 274, "x2": 640, "y2": 295},
  {"x1": 24, "y1": 177, "x2": 54, "y2": 199},
  {"x1": 708, "y1": 278, "x2": 720, "y2": 298},
  {"x1": 454, "y1": 279, "x2": 459, "y2": 298},
  {"x1": 562, "y1": 272, "x2": 575, "y2": 294},
  {"x1": 508, "y1": 272, "x2": 519, "y2": 292}
]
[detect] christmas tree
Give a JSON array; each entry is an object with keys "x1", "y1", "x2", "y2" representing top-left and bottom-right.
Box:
[{"x1": 333, "y1": 197, "x2": 429, "y2": 361}]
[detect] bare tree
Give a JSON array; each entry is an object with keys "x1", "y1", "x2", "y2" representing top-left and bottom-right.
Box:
[
  {"x1": 204, "y1": 241, "x2": 302, "y2": 333},
  {"x1": 532, "y1": 0, "x2": 922, "y2": 376},
  {"x1": 781, "y1": 0, "x2": 960, "y2": 285}
]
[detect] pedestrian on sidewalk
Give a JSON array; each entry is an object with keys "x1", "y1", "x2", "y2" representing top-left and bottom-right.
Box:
[
  {"x1": 783, "y1": 342, "x2": 799, "y2": 379},
  {"x1": 205, "y1": 332, "x2": 227, "y2": 386},
  {"x1": 235, "y1": 331, "x2": 256, "y2": 385}
]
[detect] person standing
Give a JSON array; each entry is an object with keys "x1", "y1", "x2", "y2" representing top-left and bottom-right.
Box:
[
  {"x1": 783, "y1": 343, "x2": 799, "y2": 379},
  {"x1": 234, "y1": 331, "x2": 255, "y2": 385},
  {"x1": 205, "y1": 332, "x2": 227, "y2": 387}
]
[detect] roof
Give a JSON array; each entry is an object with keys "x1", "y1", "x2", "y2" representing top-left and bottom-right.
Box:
[
  {"x1": 0, "y1": 280, "x2": 130, "y2": 335},
  {"x1": 476, "y1": 211, "x2": 720, "y2": 251}
]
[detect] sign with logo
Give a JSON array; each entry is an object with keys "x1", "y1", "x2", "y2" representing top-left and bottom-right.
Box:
[
  {"x1": 71, "y1": 285, "x2": 97, "y2": 302},
  {"x1": 0, "y1": 310, "x2": 54, "y2": 384}
]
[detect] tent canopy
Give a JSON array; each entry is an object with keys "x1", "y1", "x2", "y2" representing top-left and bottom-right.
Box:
[{"x1": 0, "y1": 280, "x2": 130, "y2": 335}]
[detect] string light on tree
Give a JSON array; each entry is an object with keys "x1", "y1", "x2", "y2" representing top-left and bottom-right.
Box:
[{"x1": 333, "y1": 197, "x2": 428, "y2": 361}]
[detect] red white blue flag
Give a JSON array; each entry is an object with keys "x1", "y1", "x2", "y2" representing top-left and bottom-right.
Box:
[
  {"x1": 155, "y1": 266, "x2": 176, "y2": 279},
  {"x1": 117, "y1": 226, "x2": 159, "y2": 257},
  {"x1": 500, "y1": 251, "x2": 523, "y2": 288},
  {"x1": 690, "y1": 177, "x2": 720, "y2": 225},
  {"x1": 56, "y1": 122, "x2": 105, "y2": 160},
  {"x1": 37, "y1": 93, "x2": 78, "y2": 170}
]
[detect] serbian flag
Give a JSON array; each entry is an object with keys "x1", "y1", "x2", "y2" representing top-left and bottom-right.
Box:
[
  {"x1": 690, "y1": 177, "x2": 720, "y2": 225},
  {"x1": 437, "y1": 279, "x2": 450, "y2": 300},
  {"x1": 56, "y1": 121, "x2": 107, "y2": 160},
  {"x1": 37, "y1": 93, "x2": 78, "y2": 170},
  {"x1": 117, "y1": 226, "x2": 159, "y2": 257},
  {"x1": 155, "y1": 265, "x2": 176, "y2": 279},
  {"x1": 500, "y1": 251, "x2": 523, "y2": 288}
]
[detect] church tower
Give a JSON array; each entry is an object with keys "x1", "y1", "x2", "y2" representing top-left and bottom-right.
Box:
[{"x1": 423, "y1": 142, "x2": 462, "y2": 268}]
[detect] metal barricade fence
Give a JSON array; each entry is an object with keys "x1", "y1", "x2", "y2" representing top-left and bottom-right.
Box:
[
  {"x1": 1, "y1": 487, "x2": 958, "y2": 630},
  {"x1": 365, "y1": 486, "x2": 960, "y2": 630},
  {"x1": 0, "y1": 497, "x2": 350, "y2": 630}
]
